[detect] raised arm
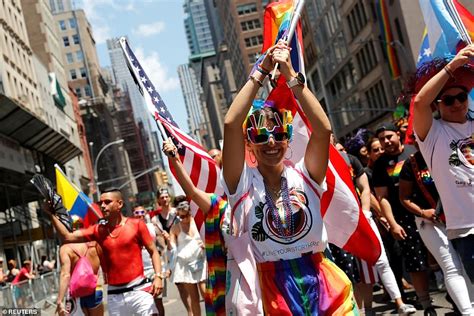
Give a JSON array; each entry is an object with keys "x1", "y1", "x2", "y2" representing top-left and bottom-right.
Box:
[
  {"x1": 47, "y1": 208, "x2": 87, "y2": 243},
  {"x1": 162, "y1": 139, "x2": 212, "y2": 213},
  {"x1": 223, "y1": 47, "x2": 275, "y2": 194},
  {"x1": 56, "y1": 246, "x2": 71, "y2": 316},
  {"x1": 414, "y1": 44, "x2": 474, "y2": 140},
  {"x1": 272, "y1": 45, "x2": 331, "y2": 184}
]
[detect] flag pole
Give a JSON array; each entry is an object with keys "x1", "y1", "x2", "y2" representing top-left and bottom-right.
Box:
[
  {"x1": 270, "y1": 0, "x2": 306, "y2": 80},
  {"x1": 119, "y1": 37, "x2": 175, "y2": 156},
  {"x1": 445, "y1": 0, "x2": 472, "y2": 44},
  {"x1": 54, "y1": 164, "x2": 102, "y2": 218}
]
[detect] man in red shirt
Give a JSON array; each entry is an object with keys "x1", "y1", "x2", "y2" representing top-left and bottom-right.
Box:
[
  {"x1": 47, "y1": 188, "x2": 163, "y2": 315},
  {"x1": 12, "y1": 260, "x2": 34, "y2": 284}
]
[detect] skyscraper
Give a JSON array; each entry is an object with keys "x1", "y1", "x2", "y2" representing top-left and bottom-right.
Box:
[
  {"x1": 106, "y1": 37, "x2": 162, "y2": 176},
  {"x1": 177, "y1": 64, "x2": 211, "y2": 148}
]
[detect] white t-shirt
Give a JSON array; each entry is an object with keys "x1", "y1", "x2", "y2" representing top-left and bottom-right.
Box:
[
  {"x1": 417, "y1": 119, "x2": 474, "y2": 233},
  {"x1": 223, "y1": 161, "x2": 327, "y2": 263}
]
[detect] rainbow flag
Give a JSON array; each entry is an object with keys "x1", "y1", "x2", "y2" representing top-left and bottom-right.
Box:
[
  {"x1": 55, "y1": 165, "x2": 101, "y2": 228},
  {"x1": 376, "y1": 0, "x2": 401, "y2": 79},
  {"x1": 259, "y1": 0, "x2": 304, "y2": 74},
  {"x1": 204, "y1": 194, "x2": 227, "y2": 316},
  {"x1": 454, "y1": 0, "x2": 474, "y2": 41}
]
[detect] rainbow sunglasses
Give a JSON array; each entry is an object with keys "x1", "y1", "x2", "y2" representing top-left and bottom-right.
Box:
[{"x1": 246, "y1": 101, "x2": 293, "y2": 145}]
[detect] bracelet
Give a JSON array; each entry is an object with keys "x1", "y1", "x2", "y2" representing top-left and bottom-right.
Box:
[
  {"x1": 249, "y1": 74, "x2": 263, "y2": 87},
  {"x1": 257, "y1": 66, "x2": 269, "y2": 76},
  {"x1": 444, "y1": 66, "x2": 455, "y2": 79},
  {"x1": 259, "y1": 64, "x2": 270, "y2": 73},
  {"x1": 154, "y1": 272, "x2": 164, "y2": 279}
]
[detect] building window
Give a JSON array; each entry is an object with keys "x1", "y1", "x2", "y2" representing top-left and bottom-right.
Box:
[
  {"x1": 63, "y1": 36, "x2": 70, "y2": 47},
  {"x1": 241, "y1": 19, "x2": 261, "y2": 31},
  {"x1": 69, "y1": 18, "x2": 77, "y2": 29},
  {"x1": 59, "y1": 20, "x2": 66, "y2": 31},
  {"x1": 248, "y1": 53, "x2": 259, "y2": 64},
  {"x1": 72, "y1": 34, "x2": 80, "y2": 45},
  {"x1": 75, "y1": 87, "x2": 82, "y2": 98},
  {"x1": 66, "y1": 53, "x2": 74, "y2": 64},
  {"x1": 84, "y1": 85, "x2": 92, "y2": 97},
  {"x1": 70, "y1": 69, "x2": 77, "y2": 80},
  {"x1": 244, "y1": 35, "x2": 263, "y2": 47},
  {"x1": 237, "y1": 3, "x2": 257, "y2": 15},
  {"x1": 80, "y1": 67, "x2": 87, "y2": 78},
  {"x1": 356, "y1": 41, "x2": 378, "y2": 77},
  {"x1": 347, "y1": 1, "x2": 368, "y2": 38},
  {"x1": 365, "y1": 80, "x2": 387, "y2": 116},
  {"x1": 76, "y1": 50, "x2": 84, "y2": 61}
]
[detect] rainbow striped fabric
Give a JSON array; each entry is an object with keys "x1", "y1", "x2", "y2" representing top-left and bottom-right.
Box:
[
  {"x1": 204, "y1": 194, "x2": 228, "y2": 316},
  {"x1": 376, "y1": 0, "x2": 401, "y2": 79},
  {"x1": 257, "y1": 252, "x2": 359, "y2": 315}
]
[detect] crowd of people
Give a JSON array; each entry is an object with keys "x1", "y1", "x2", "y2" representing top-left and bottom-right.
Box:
[{"x1": 4, "y1": 41, "x2": 471, "y2": 316}]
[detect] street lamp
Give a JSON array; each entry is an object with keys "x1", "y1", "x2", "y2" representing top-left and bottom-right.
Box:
[{"x1": 93, "y1": 139, "x2": 124, "y2": 199}]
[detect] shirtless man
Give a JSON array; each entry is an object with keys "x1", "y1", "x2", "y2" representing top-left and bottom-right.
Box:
[{"x1": 47, "y1": 188, "x2": 163, "y2": 316}]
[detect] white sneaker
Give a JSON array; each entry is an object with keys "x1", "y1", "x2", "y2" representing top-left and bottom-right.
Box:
[{"x1": 398, "y1": 304, "x2": 417, "y2": 315}]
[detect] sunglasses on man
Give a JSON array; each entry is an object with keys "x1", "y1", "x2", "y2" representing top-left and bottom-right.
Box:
[{"x1": 437, "y1": 91, "x2": 468, "y2": 106}]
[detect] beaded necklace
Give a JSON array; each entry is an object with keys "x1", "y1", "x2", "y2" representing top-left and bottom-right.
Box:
[{"x1": 264, "y1": 177, "x2": 294, "y2": 240}]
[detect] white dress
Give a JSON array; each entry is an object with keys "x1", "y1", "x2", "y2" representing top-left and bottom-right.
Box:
[{"x1": 170, "y1": 225, "x2": 207, "y2": 284}]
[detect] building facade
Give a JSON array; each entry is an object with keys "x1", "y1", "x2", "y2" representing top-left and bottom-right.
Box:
[{"x1": 0, "y1": 0, "x2": 82, "y2": 266}]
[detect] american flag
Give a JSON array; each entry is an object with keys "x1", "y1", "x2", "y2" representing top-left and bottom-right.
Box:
[{"x1": 119, "y1": 37, "x2": 221, "y2": 230}]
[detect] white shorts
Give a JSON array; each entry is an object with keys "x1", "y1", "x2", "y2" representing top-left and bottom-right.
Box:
[{"x1": 108, "y1": 290, "x2": 158, "y2": 316}]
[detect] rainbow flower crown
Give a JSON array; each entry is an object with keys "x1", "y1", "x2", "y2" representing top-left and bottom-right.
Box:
[{"x1": 245, "y1": 100, "x2": 293, "y2": 144}]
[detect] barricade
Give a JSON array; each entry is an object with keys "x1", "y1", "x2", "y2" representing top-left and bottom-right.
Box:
[{"x1": 0, "y1": 271, "x2": 58, "y2": 308}]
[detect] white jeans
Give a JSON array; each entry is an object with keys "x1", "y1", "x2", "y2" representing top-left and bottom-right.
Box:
[
  {"x1": 108, "y1": 290, "x2": 158, "y2": 316},
  {"x1": 364, "y1": 211, "x2": 401, "y2": 301},
  {"x1": 415, "y1": 217, "x2": 474, "y2": 315}
]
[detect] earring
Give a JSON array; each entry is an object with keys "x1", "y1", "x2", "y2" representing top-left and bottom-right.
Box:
[
  {"x1": 285, "y1": 146, "x2": 293, "y2": 160},
  {"x1": 249, "y1": 151, "x2": 256, "y2": 164}
]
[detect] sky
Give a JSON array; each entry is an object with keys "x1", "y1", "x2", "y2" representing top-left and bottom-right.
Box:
[{"x1": 75, "y1": 0, "x2": 190, "y2": 131}]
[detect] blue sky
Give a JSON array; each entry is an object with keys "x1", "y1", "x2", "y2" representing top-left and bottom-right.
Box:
[{"x1": 76, "y1": 0, "x2": 190, "y2": 131}]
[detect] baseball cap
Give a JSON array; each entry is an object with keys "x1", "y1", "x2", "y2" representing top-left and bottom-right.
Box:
[{"x1": 375, "y1": 122, "x2": 398, "y2": 136}]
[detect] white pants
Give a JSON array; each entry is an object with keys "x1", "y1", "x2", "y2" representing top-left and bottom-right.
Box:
[
  {"x1": 108, "y1": 290, "x2": 158, "y2": 316},
  {"x1": 363, "y1": 211, "x2": 401, "y2": 301},
  {"x1": 415, "y1": 217, "x2": 474, "y2": 315}
]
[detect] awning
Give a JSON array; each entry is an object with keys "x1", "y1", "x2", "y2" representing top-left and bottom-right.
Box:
[{"x1": 0, "y1": 94, "x2": 82, "y2": 164}]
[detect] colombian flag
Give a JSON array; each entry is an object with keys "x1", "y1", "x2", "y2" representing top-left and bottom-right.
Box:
[{"x1": 55, "y1": 165, "x2": 101, "y2": 228}]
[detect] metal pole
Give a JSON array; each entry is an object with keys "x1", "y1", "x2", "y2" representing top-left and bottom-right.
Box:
[{"x1": 93, "y1": 139, "x2": 124, "y2": 199}]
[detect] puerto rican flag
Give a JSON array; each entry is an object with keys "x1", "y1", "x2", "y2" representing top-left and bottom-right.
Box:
[
  {"x1": 261, "y1": 0, "x2": 381, "y2": 264},
  {"x1": 119, "y1": 37, "x2": 221, "y2": 230}
]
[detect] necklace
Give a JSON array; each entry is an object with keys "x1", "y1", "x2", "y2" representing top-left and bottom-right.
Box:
[
  {"x1": 264, "y1": 177, "x2": 294, "y2": 240},
  {"x1": 107, "y1": 219, "x2": 126, "y2": 238}
]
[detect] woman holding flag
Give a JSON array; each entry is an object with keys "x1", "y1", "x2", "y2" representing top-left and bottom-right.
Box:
[{"x1": 221, "y1": 40, "x2": 357, "y2": 314}]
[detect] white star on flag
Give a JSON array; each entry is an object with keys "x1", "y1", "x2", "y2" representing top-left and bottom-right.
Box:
[
  {"x1": 141, "y1": 76, "x2": 147, "y2": 83},
  {"x1": 154, "y1": 97, "x2": 159, "y2": 103},
  {"x1": 177, "y1": 143, "x2": 183, "y2": 149},
  {"x1": 160, "y1": 107, "x2": 165, "y2": 113},
  {"x1": 147, "y1": 87, "x2": 153, "y2": 93},
  {"x1": 423, "y1": 48, "x2": 432, "y2": 57},
  {"x1": 134, "y1": 65, "x2": 141, "y2": 72}
]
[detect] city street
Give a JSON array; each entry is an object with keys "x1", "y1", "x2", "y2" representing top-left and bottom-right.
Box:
[{"x1": 39, "y1": 282, "x2": 459, "y2": 315}]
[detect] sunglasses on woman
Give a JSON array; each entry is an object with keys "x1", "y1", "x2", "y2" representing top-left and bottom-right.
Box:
[
  {"x1": 247, "y1": 126, "x2": 291, "y2": 145},
  {"x1": 437, "y1": 91, "x2": 468, "y2": 106},
  {"x1": 133, "y1": 210, "x2": 145, "y2": 216}
]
